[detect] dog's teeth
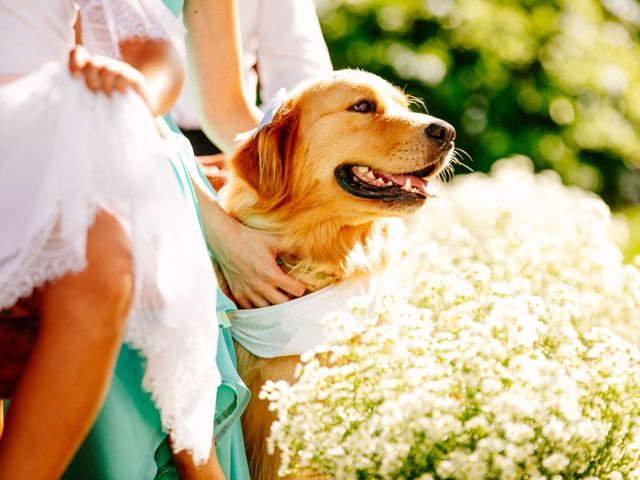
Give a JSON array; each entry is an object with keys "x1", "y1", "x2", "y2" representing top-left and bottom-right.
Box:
[
  {"x1": 365, "y1": 171, "x2": 376, "y2": 180},
  {"x1": 385, "y1": 181, "x2": 393, "y2": 187},
  {"x1": 403, "y1": 178, "x2": 412, "y2": 191},
  {"x1": 411, "y1": 187, "x2": 420, "y2": 193},
  {"x1": 354, "y1": 166, "x2": 370, "y2": 173},
  {"x1": 375, "y1": 177, "x2": 386, "y2": 186}
]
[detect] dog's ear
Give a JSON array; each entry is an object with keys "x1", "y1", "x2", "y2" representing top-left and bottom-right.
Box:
[{"x1": 232, "y1": 102, "x2": 299, "y2": 205}]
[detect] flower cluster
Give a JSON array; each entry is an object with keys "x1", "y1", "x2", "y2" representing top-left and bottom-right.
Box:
[{"x1": 262, "y1": 158, "x2": 640, "y2": 479}]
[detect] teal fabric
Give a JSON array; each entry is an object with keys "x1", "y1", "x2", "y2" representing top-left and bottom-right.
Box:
[
  {"x1": 63, "y1": 347, "x2": 164, "y2": 480},
  {"x1": 163, "y1": 115, "x2": 237, "y2": 315},
  {"x1": 160, "y1": 0, "x2": 182, "y2": 16},
  {"x1": 64, "y1": 134, "x2": 250, "y2": 479}
]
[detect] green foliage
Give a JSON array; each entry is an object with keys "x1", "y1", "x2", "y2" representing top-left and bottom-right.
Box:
[
  {"x1": 318, "y1": 0, "x2": 640, "y2": 207},
  {"x1": 617, "y1": 206, "x2": 640, "y2": 260}
]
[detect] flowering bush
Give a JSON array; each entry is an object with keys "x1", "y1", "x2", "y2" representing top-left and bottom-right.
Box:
[{"x1": 262, "y1": 158, "x2": 640, "y2": 479}]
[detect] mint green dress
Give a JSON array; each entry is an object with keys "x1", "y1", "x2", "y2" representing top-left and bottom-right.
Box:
[{"x1": 63, "y1": 123, "x2": 251, "y2": 478}]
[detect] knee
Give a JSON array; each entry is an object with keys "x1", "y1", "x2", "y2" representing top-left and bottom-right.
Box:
[
  {"x1": 88, "y1": 252, "x2": 134, "y2": 330},
  {"x1": 42, "y1": 212, "x2": 135, "y2": 342},
  {"x1": 65, "y1": 259, "x2": 133, "y2": 345},
  {"x1": 83, "y1": 214, "x2": 134, "y2": 335}
]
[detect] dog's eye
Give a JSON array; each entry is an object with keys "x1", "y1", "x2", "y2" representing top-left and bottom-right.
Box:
[{"x1": 350, "y1": 101, "x2": 376, "y2": 113}]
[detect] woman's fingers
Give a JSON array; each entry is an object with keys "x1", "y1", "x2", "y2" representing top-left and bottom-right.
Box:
[
  {"x1": 268, "y1": 266, "x2": 306, "y2": 298},
  {"x1": 70, "y1": 46, "x2": 115, "y2": 96},
  {"x1": 256, "y1": 234, "x2": 306, "y2": 297},
  {"x1": 82, "y1": 56, "x2": 106, "y2": 92},
  {"x1": 99, "y1": 66, "x2": 118, "y2": 96},
  {"x1": 68, "y1": 45, "x2": 89, "y2": 75},
  {"x1": 233, "y1": 292, "x2": 252, "y2": 310},
  {"x1": 227, "y1": 274, "x2": 295, "y2": 309},
  {"x1": 258, "y1": 285, "x2": 291, "y2": 306},
  {"x1": 68, "y1": 47, "x2": 150, "y2": 106},
  {"x1": 113, "y1": 72, "x2": 129, "y2": 93},
  {"x1": 245, "y1": 291, "x2": 269, "y2": 309}
]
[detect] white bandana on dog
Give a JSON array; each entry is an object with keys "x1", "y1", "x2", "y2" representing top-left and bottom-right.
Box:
[{"x1": 229, "y1": 276, "x2": 381, "y2": 358}]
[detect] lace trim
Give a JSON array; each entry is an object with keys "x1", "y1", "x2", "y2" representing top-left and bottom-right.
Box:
[
  {"x1": 0, "y1": 209, "x2": 96, "y2": 310},
  {"x1": 79, "y1": 0, "x2": 186, "y2": 59}
]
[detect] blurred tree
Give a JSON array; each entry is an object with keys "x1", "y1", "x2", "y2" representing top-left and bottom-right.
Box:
[{"x1": 317, "y1": 0, "x2": 640, "y2": 207}]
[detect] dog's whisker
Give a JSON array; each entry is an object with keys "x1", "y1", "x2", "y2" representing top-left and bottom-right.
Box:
[
  {"x1": 454, "y1": 147, "x2": 474, "y2": 164},
  {"x1": 449, "y1": 149, "x2": 474, "y2": 173},
  {"x1": 457, "y1": 162, "x2": 474, "y2": 173},
  {"x1": 447, "y1": 163, "x2": 456, "y2": 181},
  {"x1": 437, "y1": 162, "x2": 456, "y2": 183},
  {"x1": 446, "y1": 165, "x2": 454, "y2": 182},
  {"x1": 451, "y1": 155, "x2": 474, "y2": 173},
  {"x1": 407, "y1": 94, "x2": 428, "y2": 114}
]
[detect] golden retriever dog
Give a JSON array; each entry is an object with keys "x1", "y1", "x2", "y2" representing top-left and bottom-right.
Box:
[{"x1": 219, "y1": 69, "x2": 455, "y2": 479}]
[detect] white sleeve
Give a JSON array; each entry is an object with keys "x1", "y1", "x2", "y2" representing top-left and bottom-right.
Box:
[
  {"x1": 256, "y1": 0, "x2": 333, "y2": 103},
  {"x1": 79, "y1": 0, "x2": 185, "y2": 59}
]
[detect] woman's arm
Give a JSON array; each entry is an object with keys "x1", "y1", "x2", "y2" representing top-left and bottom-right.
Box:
[
  {"x1": 183, "y1": 0, "x2": 305, "y2": 307},
  {"x1": 119, "y1": 38, "x2": 184, "y2": 116},
  {"x1": 184, "y1": 0, "x2": 262, "y2": 154},
  {"x1": 192, "y1": 177, "x2": 305, "y2": 309}
]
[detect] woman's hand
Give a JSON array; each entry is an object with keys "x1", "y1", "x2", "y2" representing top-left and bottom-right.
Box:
[
  {"x1": 197, "y1": 153, "x2": 228, "y2": 191},
  {"x1": 69, "y1": 45, "x2": 150, "y2": 106},
  {"x1": 191, "y1": 177, "x2": 305, "y2": 309},
  {"x1": 210, "y1": 212, "x2": 306, "y2": 309},
  {"x1": 69, "y1": 40, "x2": 184, "y2": 116}
]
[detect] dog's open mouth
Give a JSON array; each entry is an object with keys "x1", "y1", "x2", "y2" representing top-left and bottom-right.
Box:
[{"x1": 335, "y1": 162, "x2": 442, "y2": 202}]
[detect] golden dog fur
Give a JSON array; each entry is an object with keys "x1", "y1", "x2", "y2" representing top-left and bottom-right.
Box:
[{"x1": 219, "y1": 70, "x2": 455, "y2": 479}]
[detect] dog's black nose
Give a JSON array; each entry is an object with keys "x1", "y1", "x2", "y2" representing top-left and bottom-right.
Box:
[{"x1": 425, "y1": 121, "x2": 456, "y2": 146}]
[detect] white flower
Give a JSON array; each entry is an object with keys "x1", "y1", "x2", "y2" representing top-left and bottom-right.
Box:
[
  {"x1": 263, "y1": 159, "x2": 640, "y2": 479},
  {"x1": 542, "y1": 453, "x2": 570, "y2": 472}
]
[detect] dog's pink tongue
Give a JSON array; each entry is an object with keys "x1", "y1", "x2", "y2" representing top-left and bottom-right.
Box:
[{"x1": 375, "y1": 171, "x2": 436, "y2": 197}]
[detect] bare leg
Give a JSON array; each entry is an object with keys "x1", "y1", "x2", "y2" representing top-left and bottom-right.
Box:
[
  {"x1": 170, "y1": 437, "x2": 225, "y2": 480},
  {"x1": 0, "y1": 211, "x2": 133, "y2": 479}
]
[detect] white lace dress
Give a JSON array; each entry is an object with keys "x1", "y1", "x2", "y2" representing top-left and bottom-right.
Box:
[{"x1": 0, "y1": 0, "x2": 220, "y2": 463}]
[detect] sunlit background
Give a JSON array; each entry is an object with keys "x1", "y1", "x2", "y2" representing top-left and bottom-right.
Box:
[{"x1": 316, "y1": 0, "x2": 640, "y2": 259}]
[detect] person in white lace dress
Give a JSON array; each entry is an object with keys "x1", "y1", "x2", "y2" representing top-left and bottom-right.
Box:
[{"x1": 0, "y1": 0, "x2": 225, "y2": 477}]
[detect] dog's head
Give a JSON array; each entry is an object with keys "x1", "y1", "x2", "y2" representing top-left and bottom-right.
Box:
[{"x1": 229, "y1": 69, "x2": 455, "y2": 223}]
